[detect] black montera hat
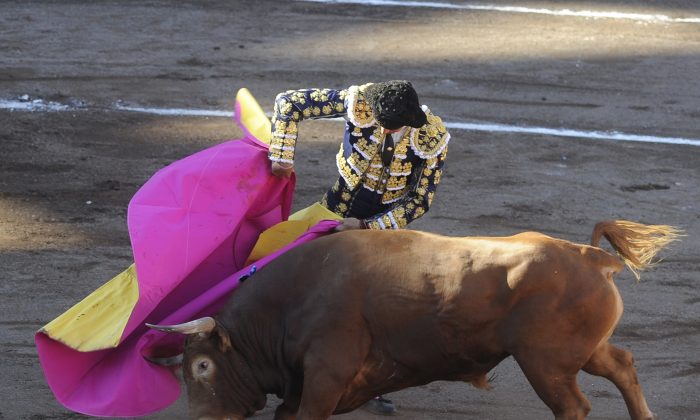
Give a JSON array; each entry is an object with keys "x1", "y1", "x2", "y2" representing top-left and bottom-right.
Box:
[{"x1": 364, "y1": 80, "x2": 428, "y2": 129}]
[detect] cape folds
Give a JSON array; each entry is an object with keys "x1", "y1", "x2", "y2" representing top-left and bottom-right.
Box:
[{"x1": 35, "y1": 90, "x2": 339, "y2": 416}]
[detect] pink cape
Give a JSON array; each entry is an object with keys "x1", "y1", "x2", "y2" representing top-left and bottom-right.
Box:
[{"x1": 35, "y1": 134, "x2": 339, "y2": 417}]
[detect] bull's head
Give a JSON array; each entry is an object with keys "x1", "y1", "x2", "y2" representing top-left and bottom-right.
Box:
[{"x1": 147, "y1": 318, "x2": 266, "y2": 420}]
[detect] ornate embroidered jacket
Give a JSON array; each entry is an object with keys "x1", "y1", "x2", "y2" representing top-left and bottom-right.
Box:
[{"x1": 269, "y1": 84, "x2": 450, "y2": 229}]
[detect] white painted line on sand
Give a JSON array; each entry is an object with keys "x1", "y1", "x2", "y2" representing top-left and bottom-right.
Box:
[
  {"x1": 114, "y1": 103, "x2": 233, "y2": 117},
  {"x1": 444, "y1": 122, "x2": 700, "y2": 147},
  {"x1": 301, "y1": 0, "x2": 700, "y2": 24},
  {"x1": 110, "y1": 104, "x2": 700, "y2": 147},
  {"x1": 2, "y1": 99, "x2": 698, "y2": 147},
  {"x1": 0, "y1": 99, "x2": 71, "y2": 112}
]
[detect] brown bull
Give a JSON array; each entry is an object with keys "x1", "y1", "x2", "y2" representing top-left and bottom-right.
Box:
[{"x1": 149, "y1": 220, "x2": 681, "y2": 420}]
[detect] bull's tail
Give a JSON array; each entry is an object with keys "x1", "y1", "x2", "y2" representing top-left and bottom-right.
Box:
[{"x1": 591, "y1": 220, "x2": 683, "y2": 280}]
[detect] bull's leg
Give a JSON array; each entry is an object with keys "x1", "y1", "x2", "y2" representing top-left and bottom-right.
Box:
[
  {"x1": 295, "y1": 332, "x2": 371, "y2": 420},
  {"x1": 274, "y1": 381, "x2": 302, "y2": 420},
  {"x1": 515, "y1": 356, "x2": 591, "y2": 420},
  {"x1": 582, "y1": 343, "x2": 656, "y2": 420},
  {"x1": 295, "y1": 354, "x2": 360, "y2": 420},
  {"x1": 274, "y1": 401, "x2": 298, "y2": 420},
  {"x1": 274, "y1": 392, "x2": 301, "y2": 420}
]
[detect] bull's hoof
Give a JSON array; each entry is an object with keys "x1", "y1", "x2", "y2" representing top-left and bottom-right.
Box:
[{"x1": 363, "y1": 396, "x2": 397, "y2": 416}]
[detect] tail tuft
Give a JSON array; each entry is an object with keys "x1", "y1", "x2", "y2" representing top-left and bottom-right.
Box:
[{"x1": 591, "y1": 220, "x2": 683, "y2": 280}]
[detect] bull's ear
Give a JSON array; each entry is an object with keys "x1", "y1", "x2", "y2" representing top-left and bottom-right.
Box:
[{"x1": 213, "y1": 322, "x2": 232, "y2": 353}]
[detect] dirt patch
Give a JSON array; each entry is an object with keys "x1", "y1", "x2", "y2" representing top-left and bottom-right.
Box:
[{"x1": 1, "y1": 1, "x2": 699, "y2": 419}]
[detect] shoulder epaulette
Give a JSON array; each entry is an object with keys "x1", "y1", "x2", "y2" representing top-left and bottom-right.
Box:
[
  {"x1": 409, "y1": 107, "x2": 450, "y2": 159},
  {"x1": 346, "y1": 83, "x2": 376, "y2": 128}
]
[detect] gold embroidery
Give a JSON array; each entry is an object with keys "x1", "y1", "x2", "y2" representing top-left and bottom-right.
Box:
[
  {"x1": 366, "y1": 153, "x2": 385, "y2": 191},
  {"x1": 366, "y1": 166, "x2": 383, "y2": 180},
  {"x1": 353, "y1": 101, "x2": 372, "y2": 125},
  {"x1": 409, "y1": 109, "x2": 450, "y2": 159},
  {"x1": 271, "y1": 87, "x2": 354, "y2": 164},
  {"x1": 347, "y1": 151, "x2": 370, "y2": 176},
  {"x1": 380, "y1": 145, "x2": 411, "y2": 202},
  {"x1": 386, "y1": 176, "x2": 407, "y2": 190},
  {"x1": 394, "y1": 135, "x2": 410, "y2": 155},
  {"x1": 346, "y1": 84, "x2": 376, "y2": 127},
  {"x1": 353, "y1": 137, "x2": 380, "y2": 159},
  {"x1": 365, "y1": 219, "x2": 380, "y2": 230},
  {"x1": 279, "y1": 100, "x2": 293, "y2": 115},
  {"x1": 290, "y1": 91, "x2": 306, "y2": 104},
  {"x1": 389, "y1": 160, "x2": 412, "y2": 175},
  {"x1": 270, "y1": 116, "x2": 299, "y2": 161},
  {"x1": 393, "y1": 207, "x2": 408, "y2": 228},
  {"x1": 336, "y1": 147, "x2": 361, "y2": 188},
  {"x1": 381, "y1": 189, "x2": 407, "y2": 204},
  {"x1": 381, "y1": 214, "x2": 393, "y2": 229},
  {"x1": 310, "y1": 90, "x2": 323, "y2": 101}
]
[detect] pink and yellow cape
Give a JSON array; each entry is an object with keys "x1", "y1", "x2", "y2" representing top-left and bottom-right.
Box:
[{"x1": 35, "y1": 89, "x2": 341, "y2": 417}]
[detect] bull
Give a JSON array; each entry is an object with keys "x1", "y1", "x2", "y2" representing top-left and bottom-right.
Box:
[{"x1": 148, "y1": 220, "x2": 680, "y2": 420}]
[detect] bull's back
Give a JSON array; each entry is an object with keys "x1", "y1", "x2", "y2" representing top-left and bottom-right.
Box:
[
  {"x1": 336, "y1": 230, "x2": 623, "y2": 367},
  {"x1": 253, "y1": 229, "x2": 622, "y2": 317}
]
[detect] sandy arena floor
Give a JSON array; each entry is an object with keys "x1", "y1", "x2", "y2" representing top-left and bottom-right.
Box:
[{"x1": 1, "y1": 1, "x2": 699, "y2": 419}]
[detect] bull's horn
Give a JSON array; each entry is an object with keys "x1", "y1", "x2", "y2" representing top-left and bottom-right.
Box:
[
  {"x1": 145, "y1": 353, "x2": 184, "y2": 366},
  {"x1": 146, "y1": 317, "x2": 216, "y2": 334}
]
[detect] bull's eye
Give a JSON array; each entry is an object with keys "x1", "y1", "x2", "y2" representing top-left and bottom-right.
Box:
[{"x1": 191, "y1": 356, "x2": 214, "y2": 380}]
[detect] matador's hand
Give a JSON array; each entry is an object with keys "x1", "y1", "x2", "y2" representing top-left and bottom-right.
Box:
[
  {"x1": 271, "y1": 161, "x2": 294, "y2": 178},
  {"x1": 334, "y1": 218, "x2": 366, "y2": 232}
]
